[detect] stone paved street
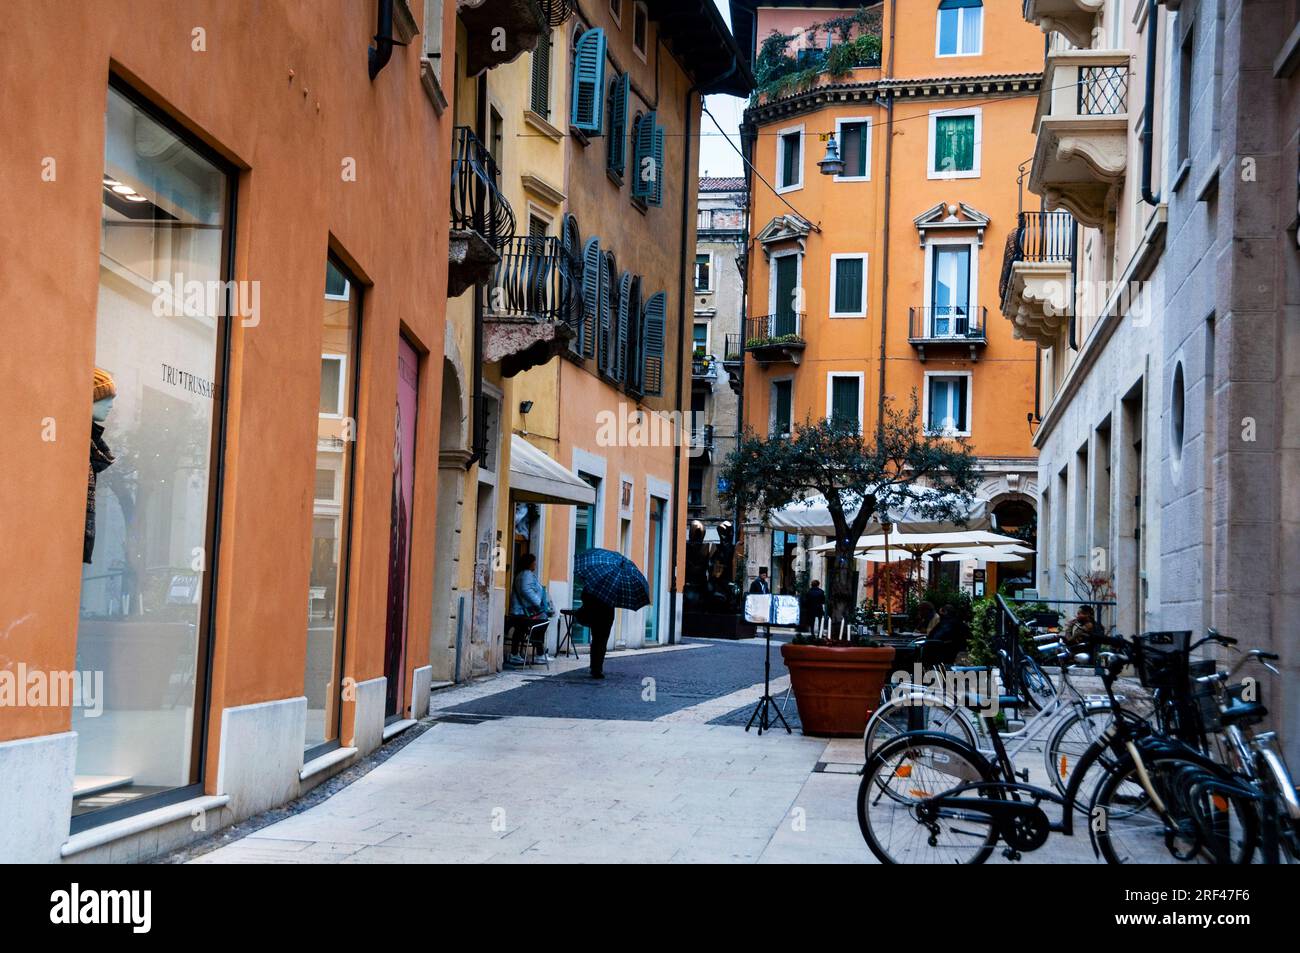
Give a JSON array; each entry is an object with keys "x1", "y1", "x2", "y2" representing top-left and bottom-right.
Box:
[{"x1": 178, "y1": 638, "x2": 1101, "y2": 864}]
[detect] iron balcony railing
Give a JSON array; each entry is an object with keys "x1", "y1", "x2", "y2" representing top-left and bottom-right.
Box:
[
  {"x1": 908, "y1": 306, "x2": 987, "y2": 342},
  {"x1": 692, "y1": 353, "x2": 717, "y2": 378},
  {"x1": 488, "y1": 235, "x2": 578, "y2": 323},
  {"x1": 451, "y1": 126, "x2": 515, "y2": 247},
  {"x1": 689, "y1": 424, "x2": 715, "y2": 451},
  {"x1": 1000, "y1": 210, "x2": 1076, "y2": 300},
  {"x1": 745, "y1": 312, "x2": 805, "y2": 347},
  {"x1": 723, "y1": 334, "x2": 743, "y2": 362}
]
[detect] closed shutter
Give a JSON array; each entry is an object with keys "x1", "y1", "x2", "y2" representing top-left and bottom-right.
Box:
[
  {"x1": 831, "y1": 377, "x2": 859, "y2": 428},
  {"x1": 833, "y1": 257, "x2": 864, "y2": 314},
  {"x1": 562, "y1": 213, "x2": 582, "y2": 343},
  {"x1": 531, "y1": 30, "x2": 552, "y2": 117},
  {"x1": 650, "y1": 127, "x2": 665, "y2": 206},
  {"x1": 773, "y1": 381, "x2": 792, "y2": 435},
  {"x1": 598, "y1": 253, "x2": 614, "y2": 374},
  {"x1": 840, "y1": 122, "x2": 868, "y2": 177},
  {"x1": 581, "y1": 237, "x2": 601, "y2": 358},
  {"x1": 955, "y1": 377, "x2": 968, "y2": 431},
  {"x1": 626, "y1": 275, "x2": 643, "y2": 392},
  {"x1": 934, "y1": 116, "x2": 974, "y2": 173},
  {"x1": 614, "y1": 272, "x2": 632, "y2": 381},
  {"x1": 774, "y1": 255, "x2": 798, "y2": 335},
  {"x1": 606, "y1": 72, "x2": 630, "y2": 178},
  {"x1": 632, "y1": 111, "x2": 657, "y2": 199},
  {"x1": 642, "y1": 291, "x2": 666, "y2": 396},
  {"x1": 571, "y1": 29, "x2": 607, "y2": 133},
  {"x1": 781, "y1": 132, "x2": 800, "y2": 188}
]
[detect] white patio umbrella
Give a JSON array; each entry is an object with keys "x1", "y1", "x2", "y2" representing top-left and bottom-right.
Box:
[
  {"x1": 808, "y1": 529, "x2": 1025, "y2": 554},
  {"x1": 767, "y1": 489, "x2": 989, "y2": 536},
  {"x1": 935, "y1": 547, "x2": 1031, "y2": 563}
]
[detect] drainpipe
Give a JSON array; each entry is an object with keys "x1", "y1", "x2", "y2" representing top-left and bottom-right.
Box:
[
  {"x1": 466, "y1": 74, "x2": 489, "y2": 470},
  {"x1": 368, "y1": 0, "x2": 396, "y2": 80},
  {"x1": 1140, "y1": 0, "x2": 1161, "y2": 207},
  {"x1": 875, "y1": 0, "x2": 898, "y2": 429},
  {"x1": 667, "y1": 56, "x2": 739, "y2": 647}
]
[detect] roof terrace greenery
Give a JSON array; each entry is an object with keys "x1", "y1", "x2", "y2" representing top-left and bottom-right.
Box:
[{"x1": 751, "y1": 6, "x2": 883, "y2": 105}]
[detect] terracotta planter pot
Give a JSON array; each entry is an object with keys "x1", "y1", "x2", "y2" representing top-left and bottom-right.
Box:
[{"x1": 781, "y1": 642, "x2": 896, "y2": 737}]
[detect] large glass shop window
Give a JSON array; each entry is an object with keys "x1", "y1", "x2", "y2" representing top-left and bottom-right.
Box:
[
  {"x1": 74, "y1": 84, "x2": 232, "y2": 824},
  {"x1": 305, "y1": 259, "x2": 361, "y2": 753}
]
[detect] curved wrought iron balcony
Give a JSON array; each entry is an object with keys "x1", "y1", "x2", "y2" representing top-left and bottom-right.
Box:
[
  {"x1": 488, "y1": 235, "x2": 578, "y2": 324},
  {"x1": 451, "y1": 126, "x2": 515, "y2": 248}
]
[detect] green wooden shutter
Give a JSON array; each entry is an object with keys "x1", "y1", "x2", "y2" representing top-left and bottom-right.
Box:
[
  {"x1": 626, "y1": 275, "x2": 644, "y2": 393},
  {"x1": 831, "y1": 376, "x2": 859, "y2": 428},
  {"x1": 606, "y1": 72, "x2": 630, "y2": 178},
  {"x1": 649, "y1": 127, "x2": 665, "y2": 206},
  {"x1": 614, "y1": 271, "x2": 632, "y2": 381},
  {"x1": 632, "y1": 111, "x2": 657, "y2": 199},
  {"x1": 833, "y1": 257, "x2": 863, "y2": 314},
  {"x1": 530, "y1": 30, "x2": 552, "y2": 118},
  {"x1": 642, "y1": 291, "x2": 666, "y2": 396},
  {"x1": 571, "y1": 29, "x2": 607, "y2": 133},
  {"x1": 781, "y1": 132, "x2": 800, "y2": 188},
  {"x1": 774, "y1": 381, "x2": 792, "y2": 435},
  {"x1": 774, "y1": 255, "x2": 798, "y2": 335},
  {"x1": 935, "y1": 115, "x2": 974, "y2": 173},
  {"x1": 580, "y1": 237, "x2": 601, "y2": 358},
  {"x1": 598, "y1": 253, "x2": 614, "y2": 374}
]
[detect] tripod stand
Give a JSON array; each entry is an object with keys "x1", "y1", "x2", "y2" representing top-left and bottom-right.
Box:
[{"x1": 745, "y1": 619, "x2": 791, "y2": 735}]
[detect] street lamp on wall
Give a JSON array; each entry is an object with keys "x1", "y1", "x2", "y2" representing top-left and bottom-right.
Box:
[{"x1": 817, "y1": 133, "x2": 844, "y2": 177}]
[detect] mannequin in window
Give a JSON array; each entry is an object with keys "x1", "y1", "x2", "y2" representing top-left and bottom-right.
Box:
[{"x1": 85, "y1": 367, "x2": 117, "y2": 563}]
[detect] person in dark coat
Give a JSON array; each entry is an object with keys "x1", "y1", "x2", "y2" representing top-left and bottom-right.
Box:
[
  {"x1": 800, "y1": 580, "x2": 827, "y2": 635},
  {"x1": 576, "y1": 593, "x2": 615, "y2": 679},
  {"x1": 748, "y1": 567, "x2": 771, "y2": 594}
]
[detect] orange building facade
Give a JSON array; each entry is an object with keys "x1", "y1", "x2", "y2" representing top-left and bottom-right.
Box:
[{"x1": 732, "y1": 0, "x2": 1043, "y2": 595}]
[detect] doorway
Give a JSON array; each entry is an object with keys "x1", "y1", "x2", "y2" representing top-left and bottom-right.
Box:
[{"x1": 384, "y1": 335, "x2": 419, "y2": 720}]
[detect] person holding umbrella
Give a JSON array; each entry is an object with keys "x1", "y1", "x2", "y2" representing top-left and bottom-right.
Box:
[{"x1": 573, "y1": 548, "x2": 650, "y2": 680}]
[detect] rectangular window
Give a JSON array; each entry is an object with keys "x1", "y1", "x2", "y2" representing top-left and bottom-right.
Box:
[
  {"x1": 693, "y1": 322, "x2": 709, "y2": 354},
  {"x1": 1176, "y1": 20, "x2": 1194, "y2": 170},
  {"x1": 778, "y1": 128, "x2": 803, "y2": 191},
  {"x1": 609, "y1": 0, "x2": 622, "y2": 25},
  {"x1": 75, "y1": 81, "x2": 235, "y2": 828},
  {"x1": 530, "y1": 29, "x2": 552, "y2": 118},
  {"x1": 830, "y1": 254, "x2": 867, "y2": 317},
  {"x1": 772, "y1": 253, "x2": 799, "y2": 335},
  {"x1": 836, "y1": 119, "x2": 870, "y2": 180},
  {"x1": 771, "y1": 380, "x2": 793, "y2": 436},
  {"x1": 828, "y1": 374, "x2": 862, "y2": 430},
  {"x1": 930, "y1": 244, "x2": 972, "y2": 336},
  {"x1": 422, "y1": 0, "x2": 445, "y2": 86},
  {"x1": 937, "y1": 0, "x2": 983, "y2": 56},
  {"x1": 694, "y1": 252, "x2": 712, "y2": 292},
  {"x1": 927, "y1": 374, "x2": 970, "y2": 435},
  {"x1": 305, "y1": 257, "x2": 362, "y2": 754},
  {"x1": 931, "y1": 112, "x2": 979, "y2": 177},
  {"x1": 633, "y1": 3, "x2": 648, "y2": 59}
]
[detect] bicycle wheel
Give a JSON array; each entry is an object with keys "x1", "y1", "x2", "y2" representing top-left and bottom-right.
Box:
[
  {"x1": 1018, "y1": 655, "x2": 1056, "y2": 711},
  {"x1": 1045, "y1": 705, "x2": 1132, "y2": 801},
  {"x1": 1091, "y1": 754, "x2": 1258, "y2": 864},
  {"x1": 864, "y1": 692, "x2": 977, "y2": 762},
  {"x1": 858, "y1": 733, "x2": 999, "y2": 865}
]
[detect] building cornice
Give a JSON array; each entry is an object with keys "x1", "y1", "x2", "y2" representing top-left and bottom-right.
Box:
[{"x1": 745, "y1": 72, "x2": 1043, "y2": 126}]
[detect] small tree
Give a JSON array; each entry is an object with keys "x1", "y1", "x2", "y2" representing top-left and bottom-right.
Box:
[{"x1": 720, "y1": 394, "x2": 980, "y2": 633}]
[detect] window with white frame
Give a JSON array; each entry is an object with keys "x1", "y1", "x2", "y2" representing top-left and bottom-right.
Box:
[
  {"x1": 926, "y1": 373, "x2": 971, "y2": 435},
  {"x1": 777, "y1": 126, "x2": 803, "y2": 192},
  {"x1": 770, "y1": 379, "x2": 793, "y2": 436},
  {"x1": 633, "y1": 2, "x2": 648, "y2": 60},
  {"x1": 827, "y1": 373, "x2": 863, "y2": 431},
  {"x1": 936, "y1": 0, "x2": 983, "y2": 57},
  {"x1": 830, "y1": 254, "x2": 868, "y2": 317},
  {"x1": 609, "y1": 0, "x2": 622, "y2": 26},
  {"x1": 768, "y1": 250, "x2": 802, "y2": 336},
  {"x1": 694, "y1": 252, "x2": 712, "y2": 292},
  {"x1": 928, "y1": 108, "x2": 981, "y2": 178},
  {"x1": 924, "y1": 240, "x2": 977, "y2": 336},
  {"x1": 422, "y1": 0, "x2": 446, "y2": 85},
  {"x1": 320, "y1": 355, "x2": 346, "y2": 416},
  {"x1": 692, "y1": 321, "x2": 709, "y2": 355},
  {"x1": 835, "y1": 117, "x2": 871, "y2": 180}
]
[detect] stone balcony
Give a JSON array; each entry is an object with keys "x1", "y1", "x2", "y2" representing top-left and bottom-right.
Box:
[
  {"x1": 1029, "y1": 49, "x2": 1130, "y2": 228},
  {"x1": 1022, "y1": 0, "x2": 1105, "y2": 50},
  {"x1": 999, "y1": 210, "x2": 1075, "y2": 347},
  {"x1": 458, "y1": 0, "x2": 567, "y2": 76}
]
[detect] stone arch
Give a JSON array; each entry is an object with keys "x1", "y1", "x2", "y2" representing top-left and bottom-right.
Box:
[{"x1": 430, "y1": 329, "x2": 470, "y2": 682}]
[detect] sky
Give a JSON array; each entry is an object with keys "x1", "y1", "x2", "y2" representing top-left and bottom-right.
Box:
[{"x1": 698, "y1": 0, "x2": 746, "y2": 179}]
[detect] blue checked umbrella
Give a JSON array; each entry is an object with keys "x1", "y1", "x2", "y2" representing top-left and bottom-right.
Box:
[{"x1": 573, "y1": 548, "x2": 651, "y2": 610}]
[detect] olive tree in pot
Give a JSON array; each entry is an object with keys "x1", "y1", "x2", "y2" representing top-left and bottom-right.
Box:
[{"x1": 719, "y1": 394, "x2": 980, "y2": 735}]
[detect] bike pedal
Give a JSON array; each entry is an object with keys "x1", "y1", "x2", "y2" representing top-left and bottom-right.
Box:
[{"x1": 1002, "y1": 848, "x2": 1022, "y2": 861}]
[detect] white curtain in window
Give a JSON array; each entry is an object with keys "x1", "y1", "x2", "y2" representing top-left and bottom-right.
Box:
[{"x1": 961, "y1": 6, "x2": 982, "y2": 54}]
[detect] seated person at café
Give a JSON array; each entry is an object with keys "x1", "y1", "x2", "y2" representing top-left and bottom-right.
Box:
[{"x1": 508, "y1": 553, "x2": 553, "y2": 664}]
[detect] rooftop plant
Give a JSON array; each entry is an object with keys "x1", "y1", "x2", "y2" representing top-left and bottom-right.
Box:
[{"x1": 751, "y1": 5, "x2": 883, "y2": 104}]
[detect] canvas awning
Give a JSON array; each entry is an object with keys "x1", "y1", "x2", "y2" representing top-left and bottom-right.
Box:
[{"x1": 509, "y1": 435, "x2": 596, "y2": 506}]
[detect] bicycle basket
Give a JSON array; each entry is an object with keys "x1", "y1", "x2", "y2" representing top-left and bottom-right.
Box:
[{"x1": 1132, "y1": 630, "x2": 1193, "y2": 690}]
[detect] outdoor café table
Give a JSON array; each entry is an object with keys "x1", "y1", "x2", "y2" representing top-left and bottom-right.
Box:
[{"x1": 557, "y1": 608, "x2": 581, "y2": 659}]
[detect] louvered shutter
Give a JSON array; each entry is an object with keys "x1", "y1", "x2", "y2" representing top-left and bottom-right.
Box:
[
  {"x1": 626, "y1": 275, "x2": 644, "y2": 393},
  {"x1": 632, "y1": 111, "x2": 657, "y2": 199},
  {"x1": 614, "y1": 271, "x2": 632, "y2": 382},
  {"x1": 581, "y1": 237, "x2": 601, "y2": 359},
  {"x1": 598, "y1": 253, "x2": 614, "y2": 374},
  {"x1": 562, "y1": 214, "x2": 582, "y2": 345},
  {"x1": 606, "y1": 73, "x2": 630, "y2": 178},
  {"x1": 649, "y1": 127, "x2": 665, "y2": 206},
  {"x1": 570, "y1": 29, "x2": 607, "y2": 134},
  {"x1": 531, "y1": 30, "x2": 552, "y2": 117},
  {"x1": 642, "y1": 291, "x2": 666, "y2": 397}
]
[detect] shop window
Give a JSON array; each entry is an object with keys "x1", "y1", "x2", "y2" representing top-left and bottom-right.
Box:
[
  {"x1": 73, "y1": 81, "x2": 235, "y2": 829},
  {"x1": 305, "y1": 257, "x2": 362, "y2": 755}
]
